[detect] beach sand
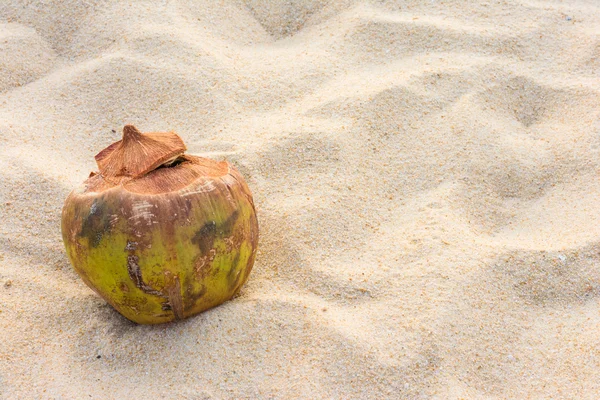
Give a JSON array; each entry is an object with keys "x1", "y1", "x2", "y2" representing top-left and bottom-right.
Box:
[{"x1": 1, "y1": 0, "x2": 599, "y2": 398}]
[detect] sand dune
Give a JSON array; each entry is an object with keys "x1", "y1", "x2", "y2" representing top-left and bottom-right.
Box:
[{"x1": 1, "y1": 0, "x2": 599, "y2": 398}]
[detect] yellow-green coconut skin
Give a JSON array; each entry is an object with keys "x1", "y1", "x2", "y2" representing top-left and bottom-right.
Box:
[{"x1": 61, "y1": 162, "x2": 258, "y2": 324}]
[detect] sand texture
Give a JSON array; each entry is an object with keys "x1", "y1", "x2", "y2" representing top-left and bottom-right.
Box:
[{"x1": 1, "y1": 0, "x2": 600, "y2": 398}]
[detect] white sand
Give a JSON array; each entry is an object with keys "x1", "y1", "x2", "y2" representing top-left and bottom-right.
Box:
[{"x1": 1, "y1": 0, "x2": 600, "y2": 398}]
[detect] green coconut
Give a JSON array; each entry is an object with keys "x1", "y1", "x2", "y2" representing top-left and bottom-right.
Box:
[{"x1": 61, "y1": 125, "x2": 259, "y2": 324}]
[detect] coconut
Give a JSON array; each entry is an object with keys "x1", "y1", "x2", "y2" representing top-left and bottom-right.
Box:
[{"x1": 61, "y1": 125, "x2": 259, "y2": 324}]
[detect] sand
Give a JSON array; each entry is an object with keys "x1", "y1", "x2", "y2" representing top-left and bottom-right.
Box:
[{"x1": 1, "y1": 0, "x2": 599, "y2": 398}]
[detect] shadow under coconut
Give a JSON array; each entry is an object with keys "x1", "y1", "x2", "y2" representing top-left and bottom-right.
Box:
[{"x1": 72, "y1": 294, "x2": 251, "y2": 367}]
